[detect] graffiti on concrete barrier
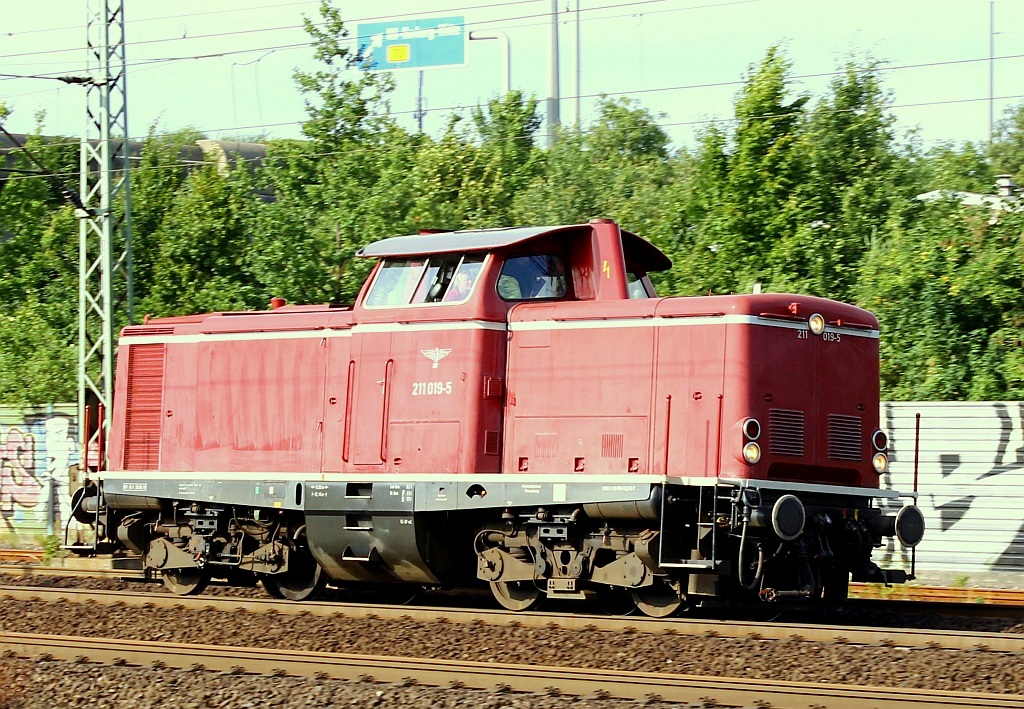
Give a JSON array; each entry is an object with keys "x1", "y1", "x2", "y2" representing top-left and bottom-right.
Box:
[
  {"x1": 883, "y1": 401, "x2": 1024, "y2": 574},
  {"x1": 0, "y1": 406, "x2": 79, "y2": 537}
]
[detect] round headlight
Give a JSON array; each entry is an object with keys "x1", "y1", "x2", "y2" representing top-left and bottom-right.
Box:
[
  {"x1": 871, "y1": 429, "x2": 888, "y2": 451},
  {"x1": 895, "y1": 505, "x2": 926, "y2": 548},
  {"x1": 808, "y1": 313, "x2": 826, "y2": 335},
  {"x1": 742, "y1": 441, "x2": 762, "y2": 464},
  {"x1": 872, "y1": 452, "x2": 889, "y2": 474},
  {"x1": 742, "y1": 417, "x2": 761, "y2": 441}
]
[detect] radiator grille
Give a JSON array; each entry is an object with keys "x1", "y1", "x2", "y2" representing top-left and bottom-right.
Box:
[
  {"x1": 768, "y1": 409, "x2": 805, "y2": 457},
  {"x1": 601, "y1": 433, "x2": 624, "y2": 458},
  {"x1": 828, "y1": 414, "x2": 863, "y2": 461},
  {"x1": 123, "y1": 344, "x2": 165, "y2": 470},
  {"x1": 535, "y1": 433, "x2": 557, "y2": 458}
]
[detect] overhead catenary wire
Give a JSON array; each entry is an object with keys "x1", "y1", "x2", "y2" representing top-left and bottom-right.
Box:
[
  {"x1": 0, "y1": 0, "x2": 668, "y2": 63},
  {"x1": 4, "y1": 90, "x2": 1023, "y2": 188},
  {"x1": 1, "y1": 0, "x2": 1019, "y2": 150},
  {"x1": 3, "y1": 47, "x2": 1023, "y2": 151}
]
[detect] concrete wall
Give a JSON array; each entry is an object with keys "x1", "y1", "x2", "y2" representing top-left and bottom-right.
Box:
[
  {"x1": 882, "y1": 401, "x2": 1024, "y2": 577},
  {"x1": 0, "y1": 404, "x2": 80, "y2": 542}
]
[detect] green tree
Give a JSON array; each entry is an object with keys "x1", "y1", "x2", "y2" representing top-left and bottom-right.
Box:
[
  {"x1": 769, "y1": 58, "x2": 905, "y2": 301},
  {"x1": 142, "y1": 164, "x2": 262, "y2": 316},
  {"x1": 858, "y1": 200, "x2": 1024, "y2": 400},
  {"x1": 512, "y1": 97, "x2": 671, "y2": 232},
  {"x1": 130, "y1": 127, "x2": 205, "y2": 304},
  {"x1": 990, "y1": 103, "x2": 1024, "y2": 181},
  {"x1": 250, "y1": 1, "x2": 418, "y2": 306},
  {"x1": 663, "y1": 47, "x2": 808, "y2": 296}
]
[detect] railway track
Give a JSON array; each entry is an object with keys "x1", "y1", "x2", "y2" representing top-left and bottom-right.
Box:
[
  {"x1": 851, "y1": 583, "x2": 1024, "y2": 606},
  {"x1": 2, "y1": 631, "x2": 1021, "y2": 708},
  {"x1": 3, "y1": 585, "x2": 1023, "y2": 652},
  {"x1": 0, "y1": 550, "x2": 45, "y2": 563},
  {"x1": 4, "y1": 555, "x2": 1024, "y2": 601}
]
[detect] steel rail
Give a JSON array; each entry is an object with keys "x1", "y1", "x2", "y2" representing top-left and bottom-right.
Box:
[
  {"x1": 5, "y1": 559, "x2": 1024, "y2": 606},
  {"x1": 3, "y1": 585, "x2": 1023, "y2": 653},
  {"x1": 2, "y1": 632, "x2": 1021, "y2": 709},
  {"x1": 5, "y1": 558, "x2": 1024, "y2": 605}
]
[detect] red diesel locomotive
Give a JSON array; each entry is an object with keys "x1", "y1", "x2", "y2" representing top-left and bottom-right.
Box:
[{"x1": 81, "y1": 218, "x2": 923, "y2": 615}]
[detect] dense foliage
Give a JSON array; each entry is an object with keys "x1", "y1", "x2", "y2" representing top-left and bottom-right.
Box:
[{"x1": 1, "y1": 2, "x2": 1022, "y2": 404}]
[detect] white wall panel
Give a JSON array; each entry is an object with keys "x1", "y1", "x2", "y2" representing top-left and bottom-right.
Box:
[{"x1": 881, "y1": 401, "x2": 1024, "y2": 575}]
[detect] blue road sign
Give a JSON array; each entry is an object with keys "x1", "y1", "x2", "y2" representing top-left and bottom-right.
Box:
[{"x1": 355, "y1": 16, "x2": 467, "y2": 72}]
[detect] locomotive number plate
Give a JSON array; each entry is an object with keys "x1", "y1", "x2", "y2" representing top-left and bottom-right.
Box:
[
  {"x1": 798, "y1": 330, "x2": 841, "y2": 342},
  {"x1": 412, "y1": 381, "x2": 453, "y2": 396}
]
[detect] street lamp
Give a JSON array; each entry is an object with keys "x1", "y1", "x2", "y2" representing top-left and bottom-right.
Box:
[{"x1": 469, "y1": 30, "x2": 511, "y2": 95}]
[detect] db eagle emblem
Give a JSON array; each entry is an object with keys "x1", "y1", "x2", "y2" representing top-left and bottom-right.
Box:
[{"x1": 421, "y1": 347, "x2": 452, "y2": 368}]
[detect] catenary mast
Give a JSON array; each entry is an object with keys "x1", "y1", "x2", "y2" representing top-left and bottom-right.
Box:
[{"x1": 79, "y1": 0, "x2": 133, "y2": 471}]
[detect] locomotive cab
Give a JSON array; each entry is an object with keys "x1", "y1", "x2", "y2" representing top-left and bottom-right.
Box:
[{"x1": 91, "y1": 218, "x2": 922, "y2": 616}]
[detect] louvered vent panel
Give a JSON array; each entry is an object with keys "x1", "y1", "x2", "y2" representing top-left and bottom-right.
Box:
[
  {"x1": 484, "y1": 430, "x2": 500, "y2": 456},
  {"x1": 828, "y1": 414, "x2": 863, "y2": 461},
  {"x1": 123, "y1": 344, "x2": 166, "y2": 470},
  {"x1": 769, "y1": 409, "x2": 805, "y2": 457},
  {"x1": 483, "y1": 377, "x2": 504, "y2": 400},
  {"x1": 122, "y1": 326, "x2": 174, "y2": 337},
  {"x1": 602, "y1": 433, "x2": 624, "y2": 458},
  {"x1": 535, "y1": 433, "x2": 557, "y2": 457}
]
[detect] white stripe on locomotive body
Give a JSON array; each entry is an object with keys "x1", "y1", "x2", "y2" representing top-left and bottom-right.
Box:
[
  {"x1": 98, "y1": 470, "x2": 902, "y2": 500},
  {"x1": 118, "y1": 313, "x2": 878, "y2": 346},
  {"x1": 510, "y1": 314, "x2": 879, "y2": 339}
]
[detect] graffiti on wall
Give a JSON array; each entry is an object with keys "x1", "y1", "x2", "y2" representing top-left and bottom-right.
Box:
[
  {"x1": 0, "y1": 407, "x2": 79, "y2": 537},
  {"x1": 883, "y1": 401, "x2": 1024, "y2": 574}
]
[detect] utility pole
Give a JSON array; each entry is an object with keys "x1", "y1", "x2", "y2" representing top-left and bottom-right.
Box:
[
  {"x1": 79, "y1": 0, "x2": 133, "y2": 470},
  {"x1": 547, "y1": 0, "x2": 561, "y2": 147},
  {"x1": 989, "y1": 0, "x2": 996, "y2": 143},
  {"x1": 575, "y1": 0, "x2": 582, "y2": 126},
  {"x1": 415, "y1": 70, "x2": 426, "y2": 132}
]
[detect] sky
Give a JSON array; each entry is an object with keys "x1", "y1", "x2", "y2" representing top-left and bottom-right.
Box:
[{"x1": 1, "y1": 0, "x2": 1023, "y2": 152}]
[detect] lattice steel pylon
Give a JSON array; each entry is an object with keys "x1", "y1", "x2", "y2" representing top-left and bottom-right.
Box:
[{"x1": 79, "y1": 0, "x2": 133, "y2": 469}]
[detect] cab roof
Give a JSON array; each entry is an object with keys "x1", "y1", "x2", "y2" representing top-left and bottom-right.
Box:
[{"x1": 357, "y1": 223, "x2": 672, "y2": 272}]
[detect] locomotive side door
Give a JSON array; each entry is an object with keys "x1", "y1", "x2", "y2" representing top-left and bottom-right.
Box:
[
  {"x1": 346, "y1": 257, "x2": 429, "y2": 468},
  {"x1": 347, "y1": 326, "x2": 393, "y2": 467}
]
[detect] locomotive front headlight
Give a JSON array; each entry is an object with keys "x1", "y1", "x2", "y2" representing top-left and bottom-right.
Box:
[
  {"x1": 741, "y1": 417, "x2": 761, "y2": 441},
  {"x1": 808, "y1": 313, "x2": 826, "y2": 335},
  {"x1": 871, "y1": 429, "x2": 888, "y2": 451},
  {"x1": 872, "y1": 452, "x2": 889, "y2": 474},
  {"x1": 742, "y1": 441, "x2": 762, "y2": 464}
]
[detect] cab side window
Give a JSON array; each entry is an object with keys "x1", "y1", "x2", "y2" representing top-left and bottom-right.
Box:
[
  {"x1": 498, "y1": 254, "x2": 567, "y2": 301},
  {"x1": 365, "y1": 258, "x2": 427, "y2": 306},
  {"x1": 366, "y1": 254, "x2": 485, "y2": 306},
  {"x1": 627, "y1": 270, "x2": 653, "y2": 299}
]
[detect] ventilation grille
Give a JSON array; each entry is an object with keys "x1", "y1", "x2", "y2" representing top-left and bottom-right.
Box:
[
  {"x1": 768, "y1": 409, "x2": 805, "y2": 457},
  {"x1": 484, "y1": 430, "x2": 500, "y2": 456},
  {"x1": 483, "y1": 377, "x2": 504, "y2": 400},
  {"x1": 122, "y1": 326, "x2": 174, "y2": 337},
  {"x1": 602, "y1": 433, "x2": 624, "y2": 458},
  {"x1": 123, "y1": 344, "x2": 165, "y2": 470},
  {"x1": 535, "y1": 433, "x2": 557, "y2": 458},
  {"x1": 828, "y1": 414, "x2": 863, "y2": 461}
]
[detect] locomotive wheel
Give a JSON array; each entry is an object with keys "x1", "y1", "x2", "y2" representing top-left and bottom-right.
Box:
[
  {"x1": 161, "y1": 567, "x2": 210, "y2": 596},
  {"x1": 489, "y1": 580, "x2": 543, "y2": 611},
  {"x1": 261, "y1": 550, "x2": 328, "y2": 601},
  {"x1": 630, "y1": 580, "x2": 683, "y2": 618}
]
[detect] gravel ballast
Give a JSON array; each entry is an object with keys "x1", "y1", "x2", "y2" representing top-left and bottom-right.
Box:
[{"x1": 2, "y1": 573, "x2": 1023, "y2": 706}]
